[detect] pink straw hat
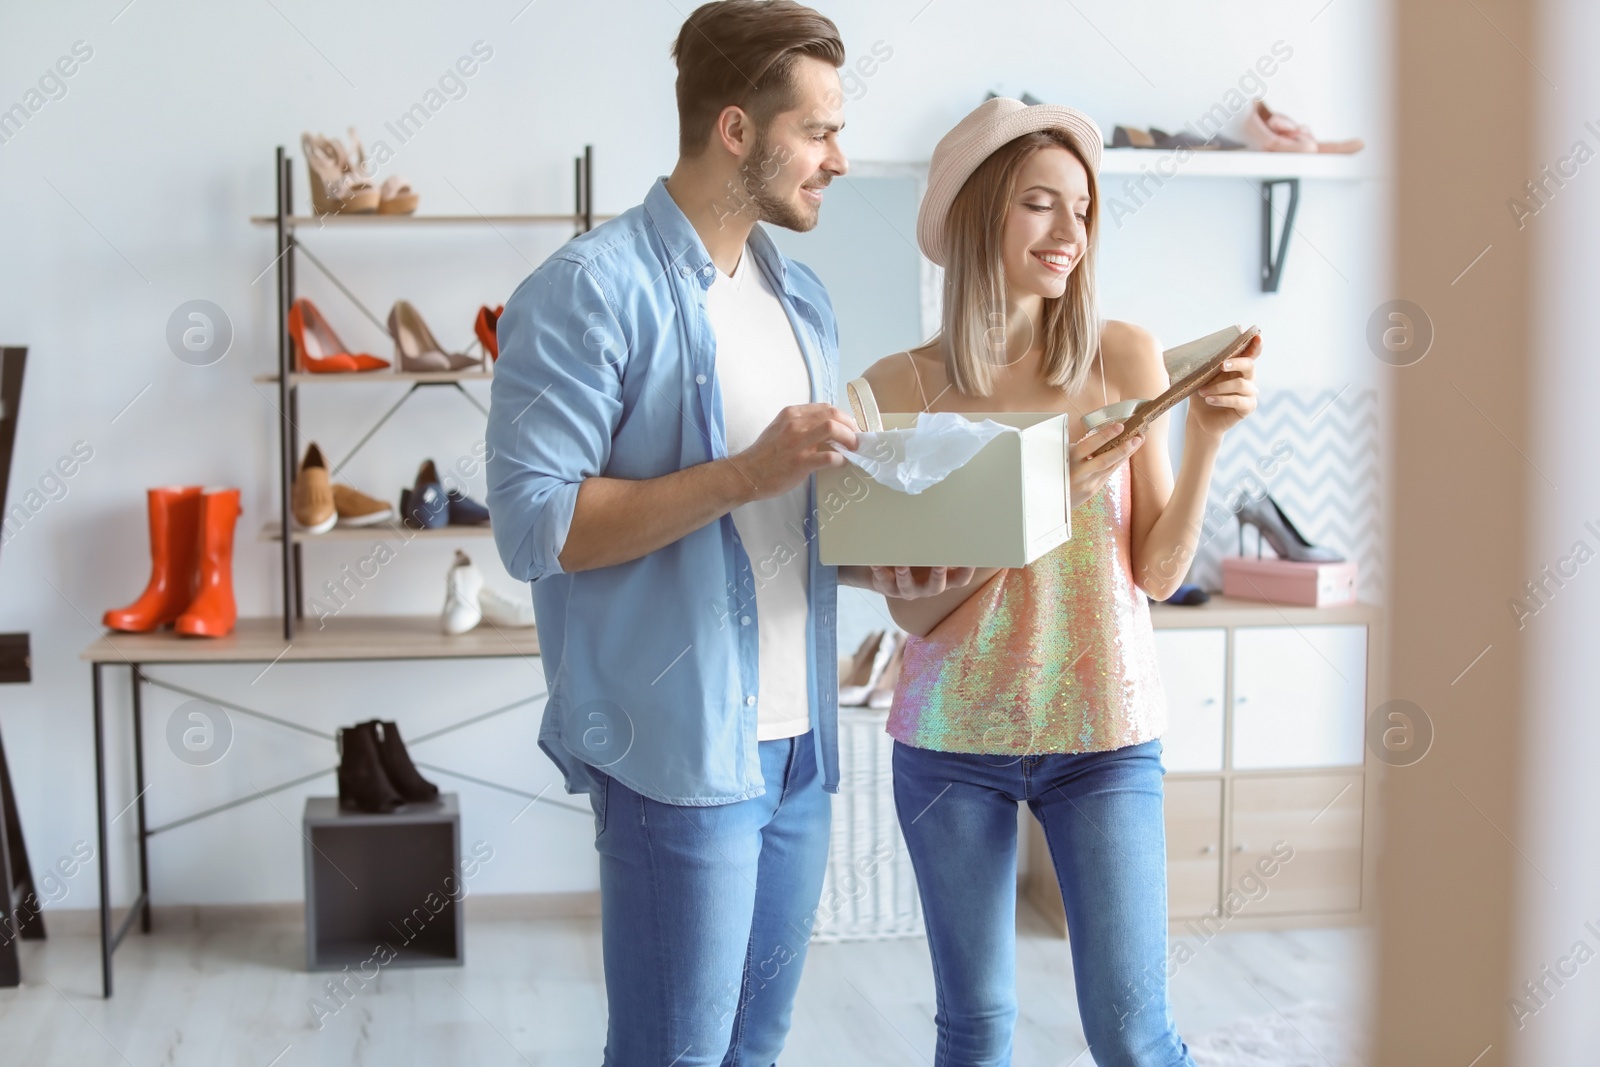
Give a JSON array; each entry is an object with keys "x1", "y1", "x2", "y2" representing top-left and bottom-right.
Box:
[{"x1": 916, "y1": 97, "x2": 1104, "y2": 267}]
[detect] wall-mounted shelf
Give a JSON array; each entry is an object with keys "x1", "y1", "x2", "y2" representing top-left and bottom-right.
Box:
[
  {"x1": 1098, "y1": 147, "x2": 1380, "y2": 293},
  {"x1": 256, "y1": 521, "x2": 493, "y2": 544},
  {"x1": 1098, "y1": 147, "x2": 1379, "y2": 181},
  {"x1": 253, "y1": 370, "x2": 493, "y2": 386},
  {"x1": 248, "y1": 213, "x2": 608, "y2": 229}
]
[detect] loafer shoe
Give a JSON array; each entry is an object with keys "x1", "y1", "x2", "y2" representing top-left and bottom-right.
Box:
[
  {"x1": 292, "y1": 444, "x2": 336, "y2": 534},
  {"x1": 447, "y1": 489, "x2": 490, "y2": 526},
  {"x1": 333, "y1": 483, "x2": 394, "y2": 527},
  {"x1": 402, "y1": 460, "x2": 449, "y2": 530}
]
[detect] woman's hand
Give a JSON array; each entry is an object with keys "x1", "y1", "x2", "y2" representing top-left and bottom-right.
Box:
[
  {"x1": 865, "y1": 565, "x2": 978, "y2": 600},
  {"x1": 1070, "y1": 421, "x2": 1145, "y2": 509},
  {"x1": 1186, "y1": 334, "x2": 1261, "y2": 442}
]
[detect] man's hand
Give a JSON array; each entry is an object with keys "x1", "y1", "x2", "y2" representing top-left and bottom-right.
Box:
[
  {"x1": 865, "y1": 565, "x2": 978, "y2": 600},
  {"x1": 728, "y1": 403, "x2": 858, "y2": 503}
]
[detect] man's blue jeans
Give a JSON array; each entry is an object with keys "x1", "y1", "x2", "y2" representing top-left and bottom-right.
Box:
[
  {"x1": 893, "y1": 738, "x2": 1195, "y2": 1067},
  {"x1": 589, "y1": 732, "x2": 831, "y2": 1066}
]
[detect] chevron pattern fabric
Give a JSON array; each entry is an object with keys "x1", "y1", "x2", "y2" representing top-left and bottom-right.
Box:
[{"x1": 1184, "y1": 388, "x2": 1382, "y2": 603}]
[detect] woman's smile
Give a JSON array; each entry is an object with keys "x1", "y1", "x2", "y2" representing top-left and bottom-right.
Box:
[{"x1": 1032, "y1": 248, "x2": 1075, "y2": 273}]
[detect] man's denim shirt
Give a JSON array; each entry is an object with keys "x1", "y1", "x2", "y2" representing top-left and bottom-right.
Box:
[{"x1": 486, "y1": 177, "x2": 843, "y2": 806}]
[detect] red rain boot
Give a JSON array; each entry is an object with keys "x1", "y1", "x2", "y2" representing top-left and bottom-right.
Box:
[
  {"x1": 103, "y1": 486, "x2": 204, "y2": 632},
  {"x1": 175, "y1": 487, "x2": 242, "y2": 638}
]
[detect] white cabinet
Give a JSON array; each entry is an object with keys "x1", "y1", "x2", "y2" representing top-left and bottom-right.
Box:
[
  {"x1": 1023, "y1": 601, "x2": 1382, "y2": 936},
  {"x1": 1231, "y1": 625, "x2": 1368, "y2": 769},
  {"x1": 1153, "y1": 629, "x2": 1226, "y2": 772}
]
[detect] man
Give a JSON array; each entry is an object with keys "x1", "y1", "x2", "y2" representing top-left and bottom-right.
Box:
[{"x1": 486, "y1": 2, "x2": 966, "y2": 1062}]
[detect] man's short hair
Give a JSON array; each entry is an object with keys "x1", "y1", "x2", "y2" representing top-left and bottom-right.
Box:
[{"x1": 670, "y1": 0, "x2": 845, "y2": 157}]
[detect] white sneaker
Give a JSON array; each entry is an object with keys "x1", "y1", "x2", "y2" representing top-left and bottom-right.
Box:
[
  {"x1": 441, "y1": 550, "x2": 484, "y2": 635},
  {"x1": 479, "y1": 584, "x2": 536, "y2": 628}
]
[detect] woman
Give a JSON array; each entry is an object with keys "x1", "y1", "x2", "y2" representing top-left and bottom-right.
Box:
[{"x1": 859, "y1": 98, "x2": 1260, "y2": 1065}]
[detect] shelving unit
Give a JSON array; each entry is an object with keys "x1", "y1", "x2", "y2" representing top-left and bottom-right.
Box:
[{"x1": 251, "y1": 144, "x2": 601, "y2": 638}]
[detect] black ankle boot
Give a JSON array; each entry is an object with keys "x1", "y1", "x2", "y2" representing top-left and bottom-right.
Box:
[
  {"x1": 337, "y1": 722, "x2": 404, "y2": 813},
  {"x1": 372, "y1": 720, "x2": 439, "y2": 802}
]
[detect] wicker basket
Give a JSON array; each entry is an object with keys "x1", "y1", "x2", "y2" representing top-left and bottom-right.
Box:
[{"x1": 811, "y1": 707, "x2": 924, "y2": 942}]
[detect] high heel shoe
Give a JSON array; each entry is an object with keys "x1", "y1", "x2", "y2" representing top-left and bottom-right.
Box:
[
  {"x1": 1236, "y1": 493, "x2": 1345, "y2": 563},
  {"x1": 346, "y1": 128, "x2": 419, "y2": 215},
  {"x1": 474, "y1": 305, "x2": 503, "y2": 361},
  {"x1": 370, "y1": 720, "x2": 439, "y2": 803},
  {"x1": 866, "y1": 632, "x2": 907, "y2": 710},
  {"x1": 378, "y1": 175, "x2": 419, "y2": 215},
  {"x1": 337, "y1": 722, "x2": 404, "y2": 813},
  {"x1": 289, "y1": 298, "x2": 390, "y2": 373},
  {"x1": 302, "y1": 132, "x2": 379, "y2": 215},
  {"x1": 388, "y1": 300, "x2": 481, "y2": 372},
  {"x1": 839, "y1": 630, "x2": 891, "y2": 706}
]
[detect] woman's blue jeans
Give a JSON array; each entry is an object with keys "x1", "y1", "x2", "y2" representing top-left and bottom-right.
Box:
[{"x1": 893, "y1": 738, "x2": 1195, "y2": 1067}]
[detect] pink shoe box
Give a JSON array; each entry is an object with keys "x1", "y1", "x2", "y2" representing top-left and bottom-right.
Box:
[{"x1": 1221, "y1": 555, "x2": 1359, "y2": 607}]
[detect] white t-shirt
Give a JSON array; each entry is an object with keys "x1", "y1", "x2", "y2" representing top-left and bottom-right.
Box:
[{"x1": 706, "y1": 246, "x2": 814, "y2": 740}]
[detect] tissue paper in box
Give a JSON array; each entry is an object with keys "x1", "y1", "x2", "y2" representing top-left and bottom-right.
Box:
[{"x1": 817, "y1": 410, "x2": 1072, "y2": 568}]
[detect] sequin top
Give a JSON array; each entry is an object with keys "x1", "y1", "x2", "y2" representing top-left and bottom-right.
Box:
[{"x1": 886, "y1": 463, "x2": 1167, "y2": 755}]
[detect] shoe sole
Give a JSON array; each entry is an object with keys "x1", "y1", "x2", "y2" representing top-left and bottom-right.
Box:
[
  {"x1": 295, "y1": 513, "x2": 338, "y2": 535},
  {"x1": 338, "y1": 510, "x2": 396, "y2": 527}
]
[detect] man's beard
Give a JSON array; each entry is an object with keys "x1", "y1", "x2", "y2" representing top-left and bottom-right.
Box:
[{"x1": 745, "y1": 130, "x2": 826, "y2": 233}]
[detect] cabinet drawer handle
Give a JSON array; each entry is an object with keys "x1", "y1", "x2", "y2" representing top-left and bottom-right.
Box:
[
  {"x1": 1201, "y1": 844, "x2": 1215, "y2": 854},
  {"x1": 1202, "y1": 697, "x2": 1217, "y2": 706},
  {"x1": 1234, "y1": 843, "x2": 1247, "y2": 852}
]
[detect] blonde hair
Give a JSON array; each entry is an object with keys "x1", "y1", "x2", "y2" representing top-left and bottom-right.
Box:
[{"x1": 935, "y1": 130, "x2": 1101, "y2": 398}]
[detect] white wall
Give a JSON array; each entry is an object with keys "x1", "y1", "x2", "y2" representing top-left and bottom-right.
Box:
[{"x1": 0, "y1": 0, "x2": 1389, "y2": 908}]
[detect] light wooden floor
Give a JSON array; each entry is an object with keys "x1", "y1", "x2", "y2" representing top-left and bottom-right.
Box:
[{"x1": 0, "y1": 904, "x2": 1371, "y2": 1066}]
